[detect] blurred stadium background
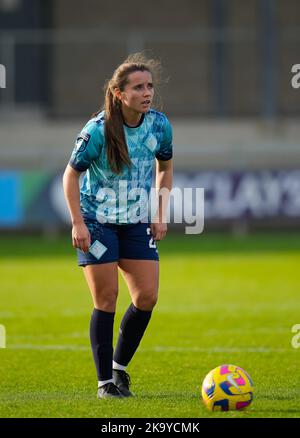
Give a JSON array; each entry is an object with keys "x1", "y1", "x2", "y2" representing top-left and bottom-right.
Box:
[{"x1": 0, "y1": 0, "x2": 300, "y2": 233}]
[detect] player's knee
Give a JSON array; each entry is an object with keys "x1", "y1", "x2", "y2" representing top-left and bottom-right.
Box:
[
  {"x1": 93, "y1": 287, "x2": 118, "y2": 312},
  {"x1": 135, "y1": 291, "x2": 158, "y2": 311}
]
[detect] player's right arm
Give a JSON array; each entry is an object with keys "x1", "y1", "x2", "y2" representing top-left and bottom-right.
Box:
[
  {"x1": 63, "y1": 121, "x2": 102, "y2": 253},
  {"x1": 62, "y1": 165, "x2": 91, "y2": 253}
]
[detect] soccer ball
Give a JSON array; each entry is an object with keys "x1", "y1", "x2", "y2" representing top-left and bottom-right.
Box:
[{"x1": 201, "y1": 364, "x2": 253, "y2": 412}]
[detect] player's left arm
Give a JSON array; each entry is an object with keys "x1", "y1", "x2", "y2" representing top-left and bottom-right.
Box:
[{"x1": 151, "y1": 158, "x2": 173, "y2": 241}]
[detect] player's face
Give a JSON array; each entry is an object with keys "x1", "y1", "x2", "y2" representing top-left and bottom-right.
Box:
[{"x1": 119, "y1": 70, "x2": 154, "y2": 114}]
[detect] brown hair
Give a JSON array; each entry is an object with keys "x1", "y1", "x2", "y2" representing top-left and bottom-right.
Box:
[{"x1": 95, "y1": 52, "x2": 163, "y2": 174}]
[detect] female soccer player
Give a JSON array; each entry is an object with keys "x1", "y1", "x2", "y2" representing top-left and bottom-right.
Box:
[{"x1": 63, "y1": 53, "x2": 173, "y2": 399}]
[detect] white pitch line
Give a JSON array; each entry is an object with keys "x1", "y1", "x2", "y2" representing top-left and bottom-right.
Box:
[
  {"x1": 8, "y1": 344, "x2": 90, "y2": 351},
  {"x1": 6, "y1": 344, "x2": 290, "y2": 353},
  {"x1": 144, "y1": 346, "x2": 289, "y2": 353}
]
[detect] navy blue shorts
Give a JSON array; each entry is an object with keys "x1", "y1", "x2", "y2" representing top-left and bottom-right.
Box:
[{"x1": 77, "y1": 220, "x2": 159, "y2": 266}]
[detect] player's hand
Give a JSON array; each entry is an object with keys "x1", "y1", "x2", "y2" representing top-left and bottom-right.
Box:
[
  {"x1": 150, "y1": 221, "x2": 167, "y2": 241},
  {"x1": 72, "y1": 221, "x2": 91, "y2": 253}
]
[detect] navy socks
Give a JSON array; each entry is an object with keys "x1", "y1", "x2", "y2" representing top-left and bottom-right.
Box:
[
  {"x1": 113, "y1": 303, "x2": 152, "y2": 367},
  {"x1": 90, "y1": 308, "x2": 115, "y2": 381},
  {"x1": 90, "y1": 304, "x2": 152, "y2": 381}
]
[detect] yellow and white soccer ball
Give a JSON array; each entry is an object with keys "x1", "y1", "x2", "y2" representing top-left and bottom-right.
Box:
[{"x1": 202, "y1": 364, "x2": 253, "y2": 411}]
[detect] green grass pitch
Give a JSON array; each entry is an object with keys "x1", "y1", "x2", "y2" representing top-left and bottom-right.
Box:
[{"x1": 1, "y1": 232, "x2": 300, "y2": 418}]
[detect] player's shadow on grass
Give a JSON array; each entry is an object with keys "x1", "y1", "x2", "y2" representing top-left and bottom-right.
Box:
[
  {"x1": 260, "y1": 393, "x2": 300, "y2": 401},
  {"x1": 139, "y1": 392, "x2": 199, "y2": 400},
  {"x1": 256, "y1": 408, "x2": 300, "y2": 415}
]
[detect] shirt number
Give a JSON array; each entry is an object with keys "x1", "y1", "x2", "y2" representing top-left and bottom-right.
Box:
[{"x1": 146, "y1": 227, "x2": 157, "y2": 249}]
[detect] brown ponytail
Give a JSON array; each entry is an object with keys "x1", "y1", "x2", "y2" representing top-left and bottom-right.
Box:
[
  {"x1": 95, "y1": 52, "x2": 163, "y2": 174},
  {"x1": 104, "y1": 82, "x2": 131, "y2": 174}
]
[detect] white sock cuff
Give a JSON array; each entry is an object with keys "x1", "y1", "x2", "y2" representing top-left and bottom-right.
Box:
[
  {"x1": 98, "y1": 378, "x2": 114, "y2": 388},
  {"x1": 112, "y1": 360, "x2": 127, "y2": 371}
]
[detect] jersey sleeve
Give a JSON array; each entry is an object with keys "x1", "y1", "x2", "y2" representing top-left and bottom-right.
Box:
[
  {"x1": 155, "y1": 116, "x2": 173, "y2": 161},
  {"x1": 69, "y1": 122, "x2": 103, "y2": 171}
]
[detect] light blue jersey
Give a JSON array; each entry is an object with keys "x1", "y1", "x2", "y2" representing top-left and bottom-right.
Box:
[{"x1": 69, "y1": 109, "x2": 173, "y2": 224}]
